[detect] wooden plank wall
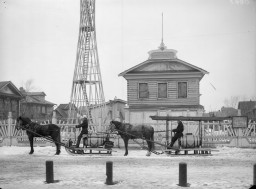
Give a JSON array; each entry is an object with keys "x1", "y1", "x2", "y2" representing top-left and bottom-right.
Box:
[{"x1": 127, "y1": 79, "x2": 200, "y2": 106}]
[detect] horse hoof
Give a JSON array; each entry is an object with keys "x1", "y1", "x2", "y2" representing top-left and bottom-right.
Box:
[
  {"x1": 146, "y1": 152, "x2": 151, "y2": 156},
  {"x1": 124, "y1": 154, "x2": 128, "y2": 156},
  {"x1": 29, "y1": 152, "x2": 34, "y2": 155}
]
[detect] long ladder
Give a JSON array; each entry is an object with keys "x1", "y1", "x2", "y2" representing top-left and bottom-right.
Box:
[{"x1": 68, "y1": 0, "x2": 106, "y2": 133}]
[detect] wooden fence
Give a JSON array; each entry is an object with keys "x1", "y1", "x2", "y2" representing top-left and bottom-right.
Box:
[{"x1": 0, "y1": 112, "x2": 256, "y2": 148}]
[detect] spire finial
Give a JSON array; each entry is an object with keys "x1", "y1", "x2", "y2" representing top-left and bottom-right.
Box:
[
  {"x1": 159, "y1": 12, "x2": 166, "y2": 51},
  {"x1": 161, "y1": 12, "x2": 163, "y2": 44}
]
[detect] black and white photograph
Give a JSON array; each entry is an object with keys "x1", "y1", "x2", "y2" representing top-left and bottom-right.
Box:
[{"x1": 0, "y1": 0, "x2": 256, "y2": 188}]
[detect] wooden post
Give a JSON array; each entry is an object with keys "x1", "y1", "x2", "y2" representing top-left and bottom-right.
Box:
[
  {"x1": 199, "y1": 121, "x2": 202, "y2": 147},
  {"x1": 187, "y1": 110, "x2": 190, "y2": 133},
  {"x1": 179, "y1": 162, "x2": 189, "y2": 187},
  {"x1": 253, "y1": 163, "x2": 256, "y2": 186},
  {"x1": 45, "y1": 161, "x2": 54, "y2": 183},
  {"x1": 52, "y1": 110, "x2": 57, "y2": 124},
  {"x1": 106, "y1": 161, "x2": 114, "y2": 185},
  {"x1": 8, "y1": 112, "x2": 12, "y2": 146},
  {"x1": 166, "y1": 120, "x2": 169, "y2": 147}
]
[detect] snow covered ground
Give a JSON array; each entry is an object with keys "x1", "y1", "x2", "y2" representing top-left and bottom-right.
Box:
[{"x1": 0, "y1": 146, "x2": 255, "y2": 189}]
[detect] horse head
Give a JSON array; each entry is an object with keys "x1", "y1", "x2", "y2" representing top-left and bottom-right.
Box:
[
  {"x1": 15, "y1": 116, "x2": 32, "y2": 130},
  {"x1": 108, "y1": 120, "x2": 121, "y2": 133}
]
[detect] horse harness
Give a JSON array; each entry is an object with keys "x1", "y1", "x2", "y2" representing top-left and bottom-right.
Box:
[
  {"x1": 17, "y1": 121, "x2": 71, "y2": 149},
  {"x1": 112, "y1": 127, "x2": 165, "y2": 155}
]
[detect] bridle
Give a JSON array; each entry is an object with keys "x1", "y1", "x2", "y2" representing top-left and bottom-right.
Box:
[
  {"x1": 16, "y1": 118, "x2": 31, "y2": 130},
  {"x1": 108, "y1": 122, "x2": 116, "y2": 133}
]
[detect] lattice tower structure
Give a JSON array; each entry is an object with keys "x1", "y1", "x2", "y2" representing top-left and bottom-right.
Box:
[{"x1": 68, "y1": 0, "x2": 106, "y2": 132}]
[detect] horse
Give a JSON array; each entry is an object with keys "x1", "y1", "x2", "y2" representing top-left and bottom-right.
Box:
[
  {"x1": 109, "y1": 120, "x2": 154, "y2": 156},
  {"x1": 15, "y1": 116, "x2": 61, "y2": 155}
]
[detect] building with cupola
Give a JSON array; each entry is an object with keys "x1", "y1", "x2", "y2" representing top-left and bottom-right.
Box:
[{"x1": 119, "y1": 41, "x2": 209, "y2": 124}]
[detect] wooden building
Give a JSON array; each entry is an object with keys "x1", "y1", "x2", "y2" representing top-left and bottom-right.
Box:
[
  {"x1": 119, "y1": 42, "x2": 208, "y2": 124},
  {"x1": 55, "y1": 98, "x2": 126, "y2": 124},
  {"x1": 105, "y1": 98, "x2": 126, "y2": 122},
  {"x1": 238, "y1": 101, "x2": 256, "y2": 119},
  {"x1": 0, "y1": 81, "x2": 23, "y2": 119},
  {"x1": 19, "y1": 87, "x2": 55, "y2": 120},
  {"x1": 55, "y1": 103, "x2": 77, "y2": 120}
]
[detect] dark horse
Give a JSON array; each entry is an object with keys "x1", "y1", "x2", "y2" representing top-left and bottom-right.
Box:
[
  {"x1": 15, "y1": 116, "x2": 61, "y2": 155},
  {"x1": 109, "y1": 120, "x2": 154, "y2": 156}
]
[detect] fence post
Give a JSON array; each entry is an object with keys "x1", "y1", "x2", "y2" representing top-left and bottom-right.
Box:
[
  {"x1": 8, "y1": 112, "x2": 12, "y2": 146},
  {"x1": 52, "y1": 111, "x2": 57, "y2": 124}
]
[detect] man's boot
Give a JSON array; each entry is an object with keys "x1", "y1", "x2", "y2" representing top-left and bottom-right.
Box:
[{"x1": 167, "y1": 141, "x2": 174, "y2": 149}]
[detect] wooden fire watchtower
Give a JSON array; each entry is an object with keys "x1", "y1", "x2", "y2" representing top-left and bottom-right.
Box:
[{"x1": 68, "y1": 0, "x2": 106, "y2": 132}]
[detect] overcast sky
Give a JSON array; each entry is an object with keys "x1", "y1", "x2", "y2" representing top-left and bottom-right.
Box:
[{"x1": 0, "y1": 0, "x2": 255, "y2": 112}]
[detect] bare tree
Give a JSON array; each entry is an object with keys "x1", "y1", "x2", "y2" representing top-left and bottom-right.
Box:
[
  {"x1": 223, "y1": 96, "x2": 240, "y2": 108},
  {"x1": 224, "y1": 95, "x2": 256, "y2": 109},
  {"x1": 21, "y1": 79, "x2": 36, "y2": 92}
]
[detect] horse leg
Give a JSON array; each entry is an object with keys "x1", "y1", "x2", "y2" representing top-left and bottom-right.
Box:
[
  {"x1": 146, "y1": 140, "x2": 152, "y2": 156},
  {"x1": 53, "y1": 132, "x2": 61, "y2": 155},
  {"x1": 29, "y1": 136, "x2": 34, "y2": 154},
  {"x1": 124, "y1": 138, "x2": 128, "y2": 156},
  {"x1": 151, "y1": 132, "x2": 155, "y2": 151},
  {"x1": 55, "y1": 142, "x2": 61, "y2": 155}
]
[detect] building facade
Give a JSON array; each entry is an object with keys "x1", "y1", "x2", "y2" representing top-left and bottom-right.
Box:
[
  {"x1": 55, "y1": 98, "x2": 126, "y2": 124},
  {"x1": 119, "y1": 42, "x2": 208, "y2": 124},
  {"x1": 238, "y1": 101, "x2": 256, "y2": 119},
  {"x1": 0, "y1": 81, "x2": 23, "y2": 119},
  {"x1": 105, "y1": 98, "x2": 126, "y2": 122},
  {"x1": 19, "y1": 87, "x2": 55, "y2": 120}
]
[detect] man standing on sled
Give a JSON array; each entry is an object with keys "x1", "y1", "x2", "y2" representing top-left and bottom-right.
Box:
[
  {"x1": 168, "y1": 120, "x2": 184, "y2": 148},
  {"x1": 75, "y1": 115, "x2": 89, "y2": 148}
]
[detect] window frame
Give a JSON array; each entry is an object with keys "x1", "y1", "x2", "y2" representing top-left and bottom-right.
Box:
[
  {"x1": 138, "y1": 83, "x2": 149, "y2": 99},
  {"x1": 157, "y1": 82, "x2": 168, "y2": 99},
  {"x1": 178, "y1": 81, "x2": 188, "y2": 98}
]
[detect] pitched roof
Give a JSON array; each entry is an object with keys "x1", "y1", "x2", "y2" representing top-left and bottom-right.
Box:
[
  {"x1": 26, "y1": 92, "x2": 46, "y2": 96},
  {"x1": 238, "y1": 101, "x2": 256, "y2": 115},
  {"x1": 119, "y1": 58, "x2": 209, "y2": 77},
  {"x1": 238, "y1": 101, "x2": 256, "y2": 109},
  {"x1": 20, "y1": 96, "x2": 55, "y2": 105},
  {"x1": 0, "y1": 81, "x2": 23, "y2": 98},
  {"x1": 55, "y1": 107, "x2": 68, "y2": 118},
  {"x1": 57, "y1": 104, "x2": 70, "y2": 110},
  {"x1": 57, "y1": 103, "x2": 77, "y2": 110},
  {"x1": 0, "y1": 81, "x2": 10, "y2": 89},
  {"x1": 106, "y1": 98, "x2": 127, "y2": 105}
]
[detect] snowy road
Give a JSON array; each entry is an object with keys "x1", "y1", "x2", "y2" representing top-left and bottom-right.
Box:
[{"x1": 0, "y1": 146, "x2": 255, "y2": 189}]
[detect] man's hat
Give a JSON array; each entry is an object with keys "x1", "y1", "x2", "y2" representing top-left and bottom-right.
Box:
[{"x1": 80, "y1": 115, "x2": 87, "y2": 119}]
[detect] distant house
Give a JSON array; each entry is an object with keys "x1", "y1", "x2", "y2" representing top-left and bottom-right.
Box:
[
  {"x1": 205, "y1": 107, "x2": 238, "y2": 117},
  {"x1": 238, "y1": 101, "x2": 256, "y2": 119},
  {"x1": 56, "y1": 98, "x2": 127, "y2": 124},
  {"x1": 0, "y1": 81, "x2": 23, "y2": 119},
  {"x1": 105, "y1": 98, "x2": 126, "y2": 122},
  {"x1": 220, "y1": 107, "x2": 238, "y2": 117},
  {"x1": 19, "y1": 87, "x2": 55, "y2": 120},
  {"x1": 119, "y1": 42, "x2": 208, "y2": 124},
  {"x1": 55, "y1": 103, "x2": 77, "y2": 120}
]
